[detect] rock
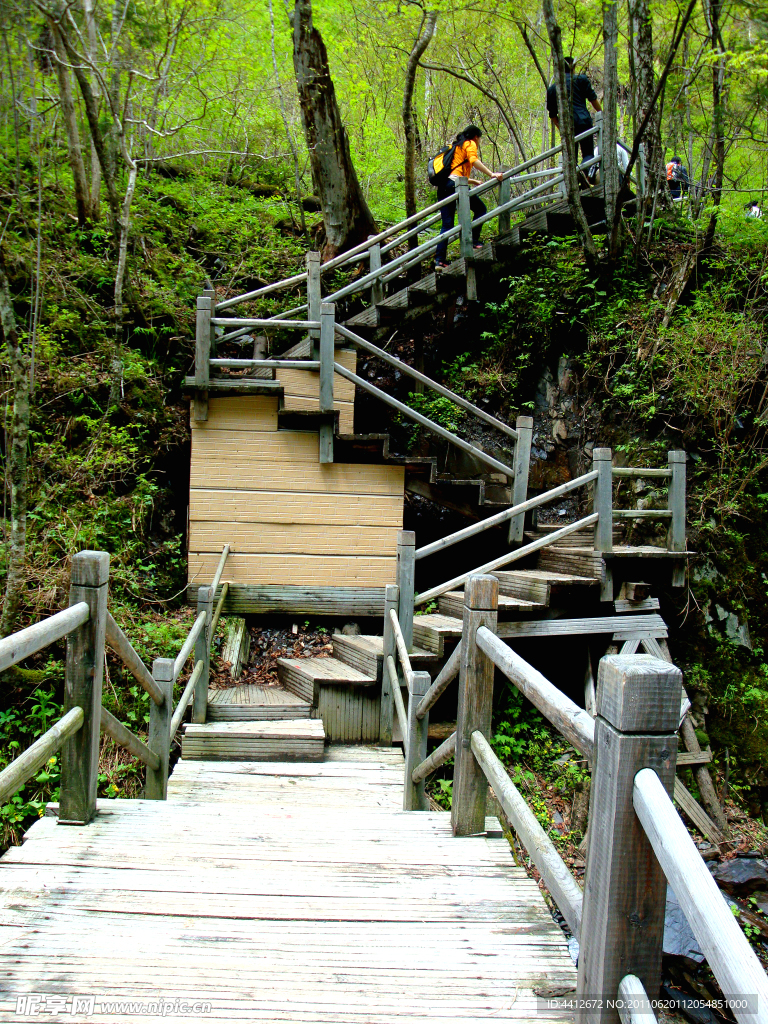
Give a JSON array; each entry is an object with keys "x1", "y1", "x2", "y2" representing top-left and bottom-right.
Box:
[
  {"x1": 341, "y1": 622, "x2": 361, "y2": 636},
  {"x1": 663, "y1": 886, "x2": 704, "y2": 961},
  {"x1": 710, "y1": 856, "x2": 768, "y2": 896}
]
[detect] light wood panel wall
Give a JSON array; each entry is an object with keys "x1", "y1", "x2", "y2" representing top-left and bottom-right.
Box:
[
  {"x1": 311, "y1": 686, "x2": 381, "y2": 743},
  {"x1": 188, "y1": 395, "x2": 404, "y2": 589},
  {"x1": 280, "y1": 348, "x2": 357, "y2": 434}
]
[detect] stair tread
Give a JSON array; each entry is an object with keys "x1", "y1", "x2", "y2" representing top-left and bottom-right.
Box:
[
  {"x1": 494, "y1": 569, "x2": 599, "y2": 586},
  {"x1": 184, "y1": 719, "x2": 325, "y2": 737},
  {"x1": 333, "y1": 634, "x2": 439, "y2": 661},
  {"x1": 208, "y1": 684, "x2": 307, "y2": 707},
  {"x1": 413, "y1": 613, "x2": 463, "y2": 633},
  {"x1": 277, "y1": 656, "x2": 375, "y2": 684},
  {"x1": 444, "y1": 590, "x2": 544, "y2": 611}
]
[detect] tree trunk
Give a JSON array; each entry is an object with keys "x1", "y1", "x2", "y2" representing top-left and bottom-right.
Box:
[
  {"x1": 403, "y1": 11, "x2": 437, "y2": 230},
  {"x1": 602, "y1": 0, "x2": 620, "y2": 258},
  {"x1": 0, "y1": 259, "x2": 30, "y2": 639},
  {"x1": 291, "y1": 0, "x2": 377, "y2": 260},
  {"x1": 703, "y1": 0, "x2": 726, "y2": 250},
  {"x1": 50, "y1": 21, "x2": 90, "y2": 226},
  {"x1": 82, "y1": 0, "x2": 101, "y2": 218},
  {"x1": 628, "y1": 0, "x2": 663, "y2": 252},
  {"x1": 541, "y1": 0, "x2": 598, "y2": 262},
  {"x1": 268, "y1": 0, "x2": 307, "y2": 239}
]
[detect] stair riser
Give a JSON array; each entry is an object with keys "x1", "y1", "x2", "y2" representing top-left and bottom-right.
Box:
[
  {"x1": 181, "y1": 739, "x2": 324, "y2": 761},
  {"x1": 277, "y1": 663, "x2": 316, "y2": 703},
  {"x1": 331, "y1": 637, "x2": 381, "y2": 681},
  {"x1": 207, "y1": 706, "x2": 312, "y2": 721}
]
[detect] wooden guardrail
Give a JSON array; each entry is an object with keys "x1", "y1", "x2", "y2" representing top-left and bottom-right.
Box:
[
  {"x1": 400, "y1": 573, "x2": 767, "y2": 1024},
  {"x1": 0, "y1": 543, "x2": 232, "y2": 816}
]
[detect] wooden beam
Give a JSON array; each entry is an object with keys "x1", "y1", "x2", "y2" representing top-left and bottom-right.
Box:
[
  {"x1": 403, "y1": 671, "x2": 430, "y2": 811},
  {"x1": 497, "y1": 613, "x2": 667, "y2": 640}
]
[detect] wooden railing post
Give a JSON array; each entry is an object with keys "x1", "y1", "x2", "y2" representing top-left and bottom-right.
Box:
[
  {"x1": 192, "y1": 585, "x2": 213, "y2": 724},
  {"x1": 668, "y1": 451, "x2": 686, "y2": 587},
  {"x1": 202, "y1": 287, "x2": 217, "y2": 358},
  {"x1": 307, "y1": 251, "x2": 321, "y2": 360},
  {"x1": 509, "y1": 414, "x2": 533, "y2": 544},
  {"x1": 379, "y1": 583, "x2": 399, "y2": 745},
  {"x1": 194, "y1": 294, "x2": 212, "y2": 422},
  {"x1": 146, "y1": 658, "x2": 173, "y2": 800},
  {"x1": 452, "y1": 574, "x2": 498, "y2": 836},
  {"x1": 396, "y1": 530, "x2": 415, "y2": 652},
  {"x1": 319, "y1": 301, "x2": 335, "y2": 463},
  {"x1": 59, "y1": 550, "x2": 110, "y2": 826},
  {"x1": 577, "y1": 654, "x2": 682, "y2": 1022},
  {"x1": 369, "y1": 236, "x2": 384, "y2": 305},
  {"x1": 404, "y1": 670, "x2": 430, "y2": 810},
  {"x1": 594, "y1": 110, "x2": 604, "y2": 178},
  {"x1": 498, "y1": 166, "x2": 511, "y2": 235},
  {"x1": 456, "y1": 177, "x2": 474, "y2": 260},
  {"x1": 593, "y1": 447, "x2": 613, "y2": 602}
]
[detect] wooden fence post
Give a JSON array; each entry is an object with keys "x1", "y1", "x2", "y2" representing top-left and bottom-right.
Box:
[
  {"x1": 192, "y1": 585, "x2": 213, "y2": 724},
  {"x1": 379, "y1": 583, "x2": 399, "y2": 745},
  {"x1": 404, "y1": 670, "x2": 431, "y2": 810},
  {"x1": 509, "y1": 414, "x2": 533, "y2": 544},
  {"x1": 307, "y1": 251, "x2": 321, "y2": 360},
  {"x1": 59, "y1": 550, "x2": 110, "y2": 826},
  {"x1": 194, "y1": 294, "x2": 211, "y2": 422},
  {"x1": 455, "y1": 178, "x2": 477, "y2": 300},
  {"x1": 202, "y1": 287, "x2": 217, "y2": 358},
  {"x1": 452, "y1": 574, "x2": 498, "y2": 836},
  {"x1": 668, "y1": 451, "x2": 686, "y2": 587},
  {"x1": 498, "y1": 166, "x2": 511, "y2": 235},
  {"x1": 577, "y1": 654, "x2": 682, "y2": 1023},
  {"x1": 593, "y1": 447, "x2": 613, "y2": 602},
  {"x1": 396, "y1": 530, "x2": 415, "y2": 651},
  {"x1": 146, "y1": 658, "x2": 173, "y2": 800},
  {"x1": 369, "y1": 237, "x2": 384, "y2": 305},
  {"x1": 319, "y1": 302, "x2": 335, "y2": 463}
]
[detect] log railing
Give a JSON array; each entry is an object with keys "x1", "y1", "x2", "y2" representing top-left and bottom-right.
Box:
[
  {"x1": 401, "y1": 573, "x2": 767, "y2": 1024},
  {"x1": 0, "y1": 543, "x2": 232, "y2": 817}
]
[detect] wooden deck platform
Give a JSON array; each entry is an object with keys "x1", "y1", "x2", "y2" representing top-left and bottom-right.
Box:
[{"x1": 0, "y1": 748, "x2": 575, "y2": 1021}]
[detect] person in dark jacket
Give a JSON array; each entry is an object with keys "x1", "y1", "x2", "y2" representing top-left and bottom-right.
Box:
[{"x1": 546, "y1": 57, "x2": 602, "y2": 167}]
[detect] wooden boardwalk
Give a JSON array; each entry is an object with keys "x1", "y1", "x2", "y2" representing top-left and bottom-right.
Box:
[{"x1": 0, "y1": 747, "x2": 575, "y2": 1022}]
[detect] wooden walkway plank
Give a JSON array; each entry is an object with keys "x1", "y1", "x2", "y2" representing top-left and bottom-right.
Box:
[{"x1": 0, "y1": 749, "x2": 574, "y2": 1022}]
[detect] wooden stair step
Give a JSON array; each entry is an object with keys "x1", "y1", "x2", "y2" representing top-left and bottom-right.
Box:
[
  {"x1": 537, "y1": 546, "x2": 606, "y2": 581},
  {"x1": 496, "y1": 611, "x2": 668, "y2": 641},
  {"x1": 181, "y1": 718, "x2": 325, "y2": 762},
  {"x1": 495, "y1": 569, "x2": 600, "y2": 588},
  {"x1": 407, "y1": 276, "x2": 437, "y2": 304},
  {"x1": 438, "y1": 590, "x2": 544, "y2": 620},
  {"x1": 331, "y1": 634, "x2": 439, "y2": 681},
  {"x1": 207, "y1": 683, "x2": 310, "y2": 721},
  {"x1": 489, "y1": 571, "x2": 551, "y2": 606},
  {"x1": 277, "y1": 656, "x2": 376, "y2": 703},
  {"x1": 374, "y1": 288, "x2": 409, "y2": 323},
  {"x1": 183, "y1": 376, "x2": 282, "y2": 394},
  {"x1": 412, "y1": 613, "x2": 463, "y2": 655}
]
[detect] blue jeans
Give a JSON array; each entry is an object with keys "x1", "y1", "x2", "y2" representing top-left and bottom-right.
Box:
[{"x1": 435, "y1": 178, "x2": 487, "y2": 263}]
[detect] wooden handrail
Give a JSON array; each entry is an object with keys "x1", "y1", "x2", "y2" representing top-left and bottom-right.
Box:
[
  {"x1": 414, "y1": 512, "x2": 598, "y2": 607},
  {"x1": 209, "y1": 359, "x2": 320, "y2": 370},
  {"x1": 0, "y1": 706, "x2": 84, "y2": 804},
  {"x1": 612, "y1": 467, "x2": 671, "y2": 478},
  {"x1": 387, "y1": 655, "x2": 408, "y2": 744},
  {"x1": 216, "y1": 270, "x2": 310, "y2": 311},
  {"x1": 415, "y1": 642, "x2": 461, "y2": 720},
  {"x1": 476, "y1": 626, "x2": 596, "y2": 757},
  {"x1": 471, "y1": 730, "x2": 584, "y2": 939},
  {"x1": 634, "y1": 768, "x2": 768, "y2": 1024},
  {"x1": 105, "y1": 611, "x2": 164, "y2": 706},
  {"x1": 170, "y1": 659, "x2": 205, "y2": 736},
  {"x1": 414, "y1": 470, "x2": 598, "y2": 561},
  {"x1": 172, "y1": 611, "x2": 207, "y2": 682},
  {"x1": 100, "y1": 707, "x2": 160, "y2": 771},
  {"x1": 0, "y1": 602, "x2": 89, "y2": 674},
  {"x1": 335, "y1": 324, "x2": 520, "y2": 442},
  {"x1": 209, "y1": 318, "x2": 319, "y2": 330},
  {"x1": 210, "y1": 545, "x2": 231, "y2": 597},
  {"x1": 389, "y1": 609, "x2": 413, "y2": 683},
  {"x1": 333, "y1": 363, "x2": 516, "y2": 478},
  {"x1": 411, "y1": 731, "x2": 456, "y2": 784},
  {"x1": 617, "y1": 976, "x2": 657, "y2": 1024},
  {"x1": 209, "y1": 582, "x2": 229, "y2": 640}
]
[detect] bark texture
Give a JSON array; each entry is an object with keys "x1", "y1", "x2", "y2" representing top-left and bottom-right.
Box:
[
  {"x1": 291, "y1": 0, "x2": 376, "y2": 260},
  {"x1": 703, "y1": 0, "x2": 725, "y2": 250},
  {"x1": 541, "y1": 0, "x2": 597, "y2": 262},
  {"x1": 403, "y1": 11, "x2": 437, "y2": 229},
  {"x1": 602, "y1": 0, "x2": 620, "y2": 257},
  {"x1": 50, "y1": 21, "x2": 90, "y2": 225},
  {"x1": 628, "y1": 0, "x2": 663, "y2": 251},
  {"x1": 0, "y1": 260, "x2": 29, "y2": 638}
]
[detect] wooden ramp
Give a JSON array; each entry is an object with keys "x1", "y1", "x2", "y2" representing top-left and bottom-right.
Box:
[{"x1": 0, "y1": 748, "x2": 575, "y2": 1022}]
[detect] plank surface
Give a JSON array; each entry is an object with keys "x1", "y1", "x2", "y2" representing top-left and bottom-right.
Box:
[
  {"x1": 208, "y1": 684, "x2": 311, "y2": 721},
  {"x1": 497, "y1": 613, "x2": 667, "y2": 640},
  {"x1": 0, "y1": 751, "x2": 575, "y2": 1022}
]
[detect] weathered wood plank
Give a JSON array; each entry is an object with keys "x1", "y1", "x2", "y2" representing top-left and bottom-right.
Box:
[{"x1": 497, "y1": 613, "x2": 667, "y2": 640}]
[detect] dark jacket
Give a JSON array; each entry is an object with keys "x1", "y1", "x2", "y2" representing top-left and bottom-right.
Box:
[{"x1": 546, "y1": 73, "x2": 598, "y2": 125}]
